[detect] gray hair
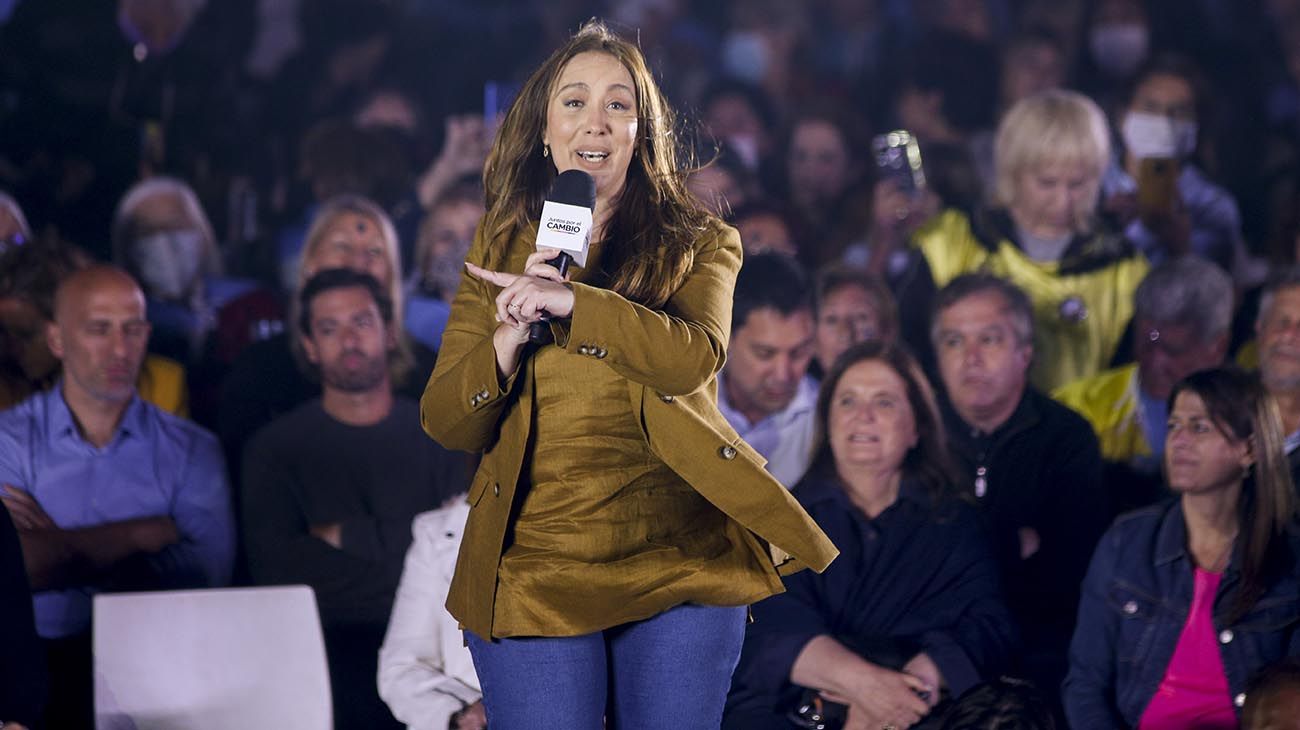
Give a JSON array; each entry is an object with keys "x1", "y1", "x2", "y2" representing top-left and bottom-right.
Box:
[
  {"x1": 1257, "y1": 266, "x2": 1300, "y2": 329},
  {"x1": 111, "y1": 176, "x2": 222, "y2": 277},
  {"x1": 0, "y1": 192, "x2": 32, "y2": 240},
  {"x1": 930, "y1": 273, "x2": 1035, "y2": 347},
  {"x1": 1134, "y1": 256, "x2": 1233, "y2": 339}
]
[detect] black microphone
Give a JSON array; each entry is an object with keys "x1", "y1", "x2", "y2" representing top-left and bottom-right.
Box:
[{"x1": 528, "y1": 170, "x2": 595, "y2": 344}]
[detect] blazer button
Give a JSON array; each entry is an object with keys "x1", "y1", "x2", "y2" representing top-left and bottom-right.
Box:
[
  {"x1": 469, "y1": 395, "x2": 479, "y2": 406},
  {"x1": 1219, "y1": 629, "x2": 1234, "y2": 644},
  {"x1": 595, "y1": 348, "x2": 607, "y2": 359},
  {"x1": 659, "y1": 394, "x2": 674, "y2": 403},
  {"x1": 578, "y1": 345, "x2": 591, "y2": 355},
  {"x1": 493, "y1": 483, "x2": 500, "y2": 497},
  {"x1": 1234, "y1": 693, "x2": 1246, "y2": 708},
  {"x1": 719, "y1": 445, "x2": 738, "y2": 460},
  {"x1": 480, "y1": 389, "x2": 490, "y2": 399},
  {"x1": 1122, "y1": 601, "x2": 1138, "y2": 615}
]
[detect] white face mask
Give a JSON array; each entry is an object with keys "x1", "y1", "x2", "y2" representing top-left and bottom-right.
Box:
[
  {"x1": 721, "y1": 31, "x2": 770, "y2": 84},
  {"x1": 1090, "y1": 23, "x2": 1149, "y2": 78},
  {"x1": 1121, "y1": 111, "x2": 1198, "y2": 160},
  {"x1": 132, "y1": 230, "x2": 205, "y2": 301}
]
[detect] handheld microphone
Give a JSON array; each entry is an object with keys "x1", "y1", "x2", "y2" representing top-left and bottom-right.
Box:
[{"x1": 529, "y1": 169, "x2": 595, "y2": 344}]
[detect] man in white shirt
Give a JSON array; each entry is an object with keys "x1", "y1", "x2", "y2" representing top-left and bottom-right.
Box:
[{"x1": 717, "y1": 253, "x2": 817, "y2": 488}]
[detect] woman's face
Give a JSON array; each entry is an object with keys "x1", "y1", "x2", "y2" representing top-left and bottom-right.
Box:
[
  {"x1": 829, "y1": 359, "x2": 918, "y2": 476},
  {"x1": 788, "y1": 119, "x2": 852, "y2": 208},
  {"x1": 816, "y1": 285, "x2": 883, "y2": 373},
  {"x1": 421, "y1": 199, "x2": 483, "y2": 300},
  {"x1": 1165, "y1": 391, "x2": 1252, "y2": 495},
  {"x1": 305, "y1": 212, "x2": 391, "y2": 287},
  {"x1": 1012, "y1": 159, "x2": 1097, "y2": 239},
  {"x1": 544, "y1": 51, "x2": 639, "y2": 209}
]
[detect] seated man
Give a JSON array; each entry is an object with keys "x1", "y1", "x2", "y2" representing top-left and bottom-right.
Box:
[
  {"x1": 242, "y1": 269, "x2": 466, "y2": 730},
  {"x1": 1055, "y1": 257, "x2": 1232, "y2": 515},
  {"x1": 0, "y1": 241, "x2": 190, "y2": 415},
  {"x1": 930, "y1": 273, "x2": 1107, "y2": 700},
  {"x1": 717, "y1": 253, "x2": 818, "y2": 488},
  {"x1": 1254, "y1": 268, "x2": 1300, "y2": 488},
  {"x1": 0, "y1": 266, "x2": 234, "y2": 728}
]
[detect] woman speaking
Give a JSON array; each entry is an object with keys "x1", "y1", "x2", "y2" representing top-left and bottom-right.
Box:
[{"x1": 419, "y1": 20, "x2": 836, "y2": 729}]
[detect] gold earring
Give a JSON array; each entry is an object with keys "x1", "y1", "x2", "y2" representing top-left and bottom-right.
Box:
[{"x1": 542, "y1": 144, "x2": 550, "y2": 158}]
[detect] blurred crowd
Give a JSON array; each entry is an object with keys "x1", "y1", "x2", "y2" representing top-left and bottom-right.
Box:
[{"x1": 5, "y1": 0, "x2": 1300, "y2": 729}]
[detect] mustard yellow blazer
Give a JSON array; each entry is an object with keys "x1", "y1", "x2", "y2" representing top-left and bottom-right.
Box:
[{"x1": 420, "y1": 219, "x2": 838, "y2": 640}]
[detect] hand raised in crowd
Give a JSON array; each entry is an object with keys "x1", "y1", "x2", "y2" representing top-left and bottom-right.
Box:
[
  {"x1": 868, "y1": 179, "x2": 940, "y2": 269},
  {"x1": 0, "y1": 485, "x2": 55, "y2": 531},
  {"x1": 418, "y1": 115, "x2": 492, "y2": 209}
]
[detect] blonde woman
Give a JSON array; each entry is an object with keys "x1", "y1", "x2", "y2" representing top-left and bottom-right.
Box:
[{"x1": 913, "y1": 90, "x2": 1149, "y2": 391}]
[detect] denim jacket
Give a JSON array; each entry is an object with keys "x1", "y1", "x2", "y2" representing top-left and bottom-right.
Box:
[{"x1": 1063, "y1": 500, "x2": 1300, "y2": 729}]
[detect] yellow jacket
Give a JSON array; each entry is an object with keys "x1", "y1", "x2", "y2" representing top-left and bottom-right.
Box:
[
  {"x1": 138, "y1": 355, "x2": 189, "y2": 418},
  {"x1": 1052, "y1": 363, "x2": 1150, "y2": 464},
  {"x1": 915, "y1": 209, "x2": 1149, "y2": 392},
  {"x1": 419, "y1": 220, "x2": 838, "y2": 640}
]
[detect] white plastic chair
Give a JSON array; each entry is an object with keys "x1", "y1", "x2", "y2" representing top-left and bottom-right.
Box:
[{"x1": 93, "y1": 585, "x2": 332, "y2": 730}]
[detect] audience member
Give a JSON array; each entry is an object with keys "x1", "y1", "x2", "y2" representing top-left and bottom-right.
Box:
[
  {"x1": 1075, "y1": 0, "x2": 1152, "y2": 110},
  {"x1": 731, "y1": 199, "x2": 801, "y2": 258},
  {"x1": 0, "y1": 266, "x2": 234, "y2": 728},
  {"x1": 0, "y1": 240, "x2": 190, "y2": 416},
  {"x1": 0, "y1": 504, "x2": 46, "y2": 730},
  {"x1": 1102, "y1": 55, "x2": 1262, "y2": 284},
  {"x1": 1243, "y1": 658, "x2": 1300, "y2": 730},
  {"x1": 930, "y1": 274, "x2": 1107, "y2": 699},
  {"x1": 406, "y1": 181, "x2": 484, "y2": 352},
  {"x1": 1255, "y1": 268, "x2": 1300, "y2": 486},
  {"x1": 811, "y1": 265, "x2": 898, "y2": 378},
  {"x1": 111, "y1": 176, "x2": 282, "y2": 424},
  {"x1": 378, "y1": 496, "x2": 483, "y2": 730},
  {"x1": 1055, "y1": 257, "x2": 1233, "y2": 515},
  {"x1": 687, "y1": 144, "x2": 757, "y2": 217},
  {"x1": 938, "y1": 677, "x2": 1057, "y2": 730},
  {"x1": 699, "y1": 78, "x2": 778, "y2": 173},
  {"x1": 242, "y1": 268, "x2": 464, "y2": 730},
  {"x1": 971, "y1": 28, "x2": 1069, "y2": 192},
  {"x1": 913, "y1": 90, "x2": 1149, "y2": 391},
  {"x1": 725, "y1": 341, "x2": 1015, "y2": 729},
  {"x1": 219, "y1": 194, "x2": 434, "y2": 486},
  {"x1": 1064, "y1": 367, "x2": 1300, "y2": 728},
  {"x1": 777, "y1": 109, "x2": 872, "y2": 267},
  {"x1": 717, "y1": 253, "x2": 818, "y2": 488}
]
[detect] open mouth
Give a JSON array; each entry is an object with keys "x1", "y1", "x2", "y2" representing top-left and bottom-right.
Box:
[
  {"x1": 847, "y1": 434, "x2": 880, "y2": 443},
  {"x1": 577, "y1": 151, "x2": 609, "y2": 162}
]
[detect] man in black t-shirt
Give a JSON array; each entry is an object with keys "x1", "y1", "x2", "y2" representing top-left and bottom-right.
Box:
[{"x1": 242, "y1": 269, "x2": 466, "y2": 730}]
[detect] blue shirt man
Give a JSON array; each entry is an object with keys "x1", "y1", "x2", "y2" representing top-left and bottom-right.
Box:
[{"x1": 0, "y1": 266, "x2": 233, "y2": 640}]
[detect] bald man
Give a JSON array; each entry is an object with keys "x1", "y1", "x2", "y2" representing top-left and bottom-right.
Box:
[{"x1": 0, "y1": 266, "x2": 233, "y2": 727}]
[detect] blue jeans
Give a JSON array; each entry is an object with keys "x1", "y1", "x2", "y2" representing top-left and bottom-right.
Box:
[{"x1": 466, "y1": 603, "x2": 748, "y2": 730}]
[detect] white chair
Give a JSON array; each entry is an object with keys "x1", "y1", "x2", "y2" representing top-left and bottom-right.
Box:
[{"x1": 93, "y1": 585, "x2": 332, "y2": 730}]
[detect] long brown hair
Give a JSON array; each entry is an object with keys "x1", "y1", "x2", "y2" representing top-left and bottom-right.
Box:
[
  {"x1": 811, "y1": 340, "x2": 958, "y2": 500},
  {"x1": 1169, "y1": 368, "x2": 1297, "y2": 624},
  {"x1": 479, "y1": 19, "x2": 712, "y2": 308}
]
